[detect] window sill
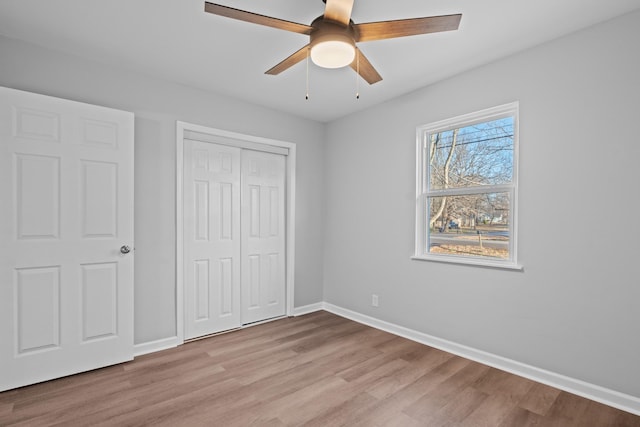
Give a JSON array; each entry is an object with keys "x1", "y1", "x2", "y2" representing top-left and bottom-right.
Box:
[{"x1": 411, "y1": 254, "x2": 523, "y2": 271}]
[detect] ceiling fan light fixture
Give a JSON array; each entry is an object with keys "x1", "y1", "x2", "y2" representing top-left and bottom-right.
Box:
[
  {"x1": 205, "y1": 1, "x2": 462, "y2": 85},
  {"x1": 310, "y1": 32, "x2": 355, "y2": 69},
  {"x1": 310, "y1": 40, "x2": 355, "y2": 68}
]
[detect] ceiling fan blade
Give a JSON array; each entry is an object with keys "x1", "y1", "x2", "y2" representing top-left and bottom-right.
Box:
[
  {"x1": 354, "y1": 14, "x2": 462, "y2": 42},
  {"x1": 350, "y1": 48, "x2": 382, "y2": 85},
  {"x1": 204, "y1": 2, "x2": 313, "y2": 35},
  {"x1": 265, "y1": 45, "x2": 310, "y2": 75},
  {"x1": 323, "y1": 0, "x2": 355, "y2": 26}
]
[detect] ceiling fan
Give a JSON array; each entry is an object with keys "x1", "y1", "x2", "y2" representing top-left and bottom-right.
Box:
[{"x1": 204, "y1": 0, "x2": 462, "y2": 84}]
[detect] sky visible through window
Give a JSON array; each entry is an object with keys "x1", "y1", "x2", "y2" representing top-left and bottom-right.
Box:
[{"x1": 429, "y1": 117, "x2": 514, "y2": 190}]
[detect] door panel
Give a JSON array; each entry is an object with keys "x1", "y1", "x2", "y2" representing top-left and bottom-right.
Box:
[
  {"x1": 184, "y1": 141, "x2": 242, "y2": 339},
  {"x1": 241, "y1": 150, "x2": 286, "y2": 324},
  {"x1": 0, "y1": 87, "x2": 134, "y2": 392},
  {"x1": 15, "y1": 266, "x2": 61, "y2": 354},
  {"x1": 15, "y1": 153, "x2": 60, "y2": 239},
  {"x1": 81, "y1": 160, "x2": 118, "y2": 238},
  {"x1": 81, "y1": 262, "x2": 118, "y2": 341}
]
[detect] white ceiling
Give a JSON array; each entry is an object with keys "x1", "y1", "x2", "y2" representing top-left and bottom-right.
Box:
[{"x1": 1, "y1": 0, "x2": 639, "y2": 122}]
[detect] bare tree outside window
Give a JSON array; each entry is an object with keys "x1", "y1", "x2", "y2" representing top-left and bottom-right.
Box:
[{"x1": 415, "y1": 103, "x2": 520, "y2": 269}]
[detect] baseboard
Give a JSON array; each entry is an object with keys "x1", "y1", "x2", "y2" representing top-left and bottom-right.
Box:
[
  {"x1": 134, "y1": 336, "x2": 180, "y2": 357},
  {"x1": 133, "y1": 307, "x2": 315, "y2": 356},
  {"x1": 322, "y1": 302, "x2": 640, "y2": 416},
  {"x1": 134, "y1": 305, "x2": 322, "y2": 358},
  {"x1": 292, "y1": 302, "x2": 324, "y2": 316}
]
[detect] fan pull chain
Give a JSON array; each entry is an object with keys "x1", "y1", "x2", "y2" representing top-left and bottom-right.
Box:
[
  {"x1": 305, "y1": 47, "x2": 310, "y2": 100},
  {"x1": 356, "y1": 49, "x2": 360, "y2": 100}
]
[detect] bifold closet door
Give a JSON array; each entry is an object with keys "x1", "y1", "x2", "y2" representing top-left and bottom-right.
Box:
[
  {"x1": 241, "y1": 150, "x2": 286, "y2": 324},
  {"x1": 184, "y1": 141, "x2": 242, "y2": 339},
  {"x1": 184, "y1": 141, "x2": 286, "y2": 338}
]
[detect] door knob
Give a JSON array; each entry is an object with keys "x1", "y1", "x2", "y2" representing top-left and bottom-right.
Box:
[{"x1": 120, "y1": 245, "x2": 131, "y2": 254}]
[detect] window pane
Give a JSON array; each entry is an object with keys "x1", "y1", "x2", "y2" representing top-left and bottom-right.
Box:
[
  {"x1": 428, "y1": 192, "x2": 510, "y2": 260},
  {"x1": 428, "y1": 117, "x2": 513, "y2": 190}
]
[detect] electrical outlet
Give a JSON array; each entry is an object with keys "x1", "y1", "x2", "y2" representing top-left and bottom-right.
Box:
[{"x1": 372, "y1": 294, "x2": 379, "y2": 307}]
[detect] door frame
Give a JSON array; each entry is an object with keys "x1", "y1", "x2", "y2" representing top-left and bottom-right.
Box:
[{"x1": 175, "y1": 121, "x2": 296, "y2": 343}]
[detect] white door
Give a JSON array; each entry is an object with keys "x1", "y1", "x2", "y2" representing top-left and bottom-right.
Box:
[
  {"x1": 0, "y1": 87, "x2": 134, "y2": 392},
  {"x1": 183, "y1": 140, "x2": 242, "y2": 339},
  {"x1": 241, "y1": 150, "x2": 286, "y2": 324},
  {"x1": 183, "y1": 141, "x2": 286, "y2": 337}
]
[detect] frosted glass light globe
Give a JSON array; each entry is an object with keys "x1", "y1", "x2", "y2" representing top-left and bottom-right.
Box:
[{"x1": 310, "y1": 40, "x2": 356, "y2": 69}]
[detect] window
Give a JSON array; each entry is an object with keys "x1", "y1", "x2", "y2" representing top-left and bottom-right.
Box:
[{"x1": 414, "y1": 102, "x2": 521, "y2": 269}]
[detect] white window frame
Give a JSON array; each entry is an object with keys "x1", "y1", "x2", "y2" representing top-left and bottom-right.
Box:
[{"x1": 413, "y1": 102, "x2": 522, "y2": 270}]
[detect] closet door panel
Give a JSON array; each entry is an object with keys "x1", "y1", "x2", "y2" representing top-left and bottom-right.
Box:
[
  {"x1": 241, "y1": 150, "x2": 286, "y2": 324},
  {"x1": 184, "y1": 141, "x2": 241, "y2": 339}
]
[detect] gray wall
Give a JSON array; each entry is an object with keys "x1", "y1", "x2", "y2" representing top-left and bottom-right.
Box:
[
  {"x1": 0, "y1": 36, "x2": 326, "y2": 344},
  {"x1": 323, "y1": 10, "x2": 640, "y2": 397}
]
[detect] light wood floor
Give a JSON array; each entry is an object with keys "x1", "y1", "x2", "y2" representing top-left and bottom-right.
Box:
[{"x1": 1, "y1": 311, "x2": 638, "y2": 426}]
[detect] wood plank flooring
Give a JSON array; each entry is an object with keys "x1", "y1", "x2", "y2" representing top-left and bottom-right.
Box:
[{"x1": 1, "y1": 311, "x2": 638, "y2": 426}]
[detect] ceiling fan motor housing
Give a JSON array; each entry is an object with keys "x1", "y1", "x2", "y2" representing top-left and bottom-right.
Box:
[{"x1": 309, "y1": 17, "x2": 358, "y2": 68}]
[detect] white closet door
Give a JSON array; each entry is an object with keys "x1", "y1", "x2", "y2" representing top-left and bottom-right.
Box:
[
  {"x1": 241, "y1": 150, "x2": 286, "y2": 324},
  {"x1": 184, "y1": 140, "x2": 242, "y2": 339},
  {"x1": 0, "y1": 87, "x2": 134, "y2": 392}
]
